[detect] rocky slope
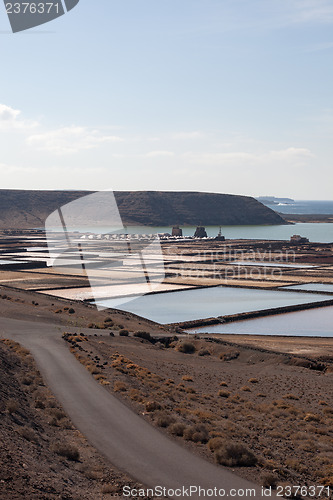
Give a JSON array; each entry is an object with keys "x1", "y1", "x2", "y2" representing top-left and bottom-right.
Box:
[{"x1": 0, "y1": 189, "x2": 286, "y2": 229}]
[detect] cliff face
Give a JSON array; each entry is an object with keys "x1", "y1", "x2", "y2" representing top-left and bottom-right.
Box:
[{"x1": 0, "y1": 189, "x2": 286, "y2": 229}]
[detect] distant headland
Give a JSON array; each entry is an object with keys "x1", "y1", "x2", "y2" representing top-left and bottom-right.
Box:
[{"x1": 0, "y1": 189, "x2": 286, "y2": 229}]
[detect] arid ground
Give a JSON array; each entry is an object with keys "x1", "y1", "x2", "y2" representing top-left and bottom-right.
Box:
[{"x1": 1, "y1": 232, "x2": 333, "y2": 498}]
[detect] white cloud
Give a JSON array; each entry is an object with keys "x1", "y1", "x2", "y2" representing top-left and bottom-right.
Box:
[
  {"x1": 293, "y1": 0, "x2": 333, "y2": 23},
  {"x1": 172, "y1": 131, "x2": 204, "y2": 140},
  {"x1": 26, "y1": 126, "x2": 124, "y2": 154},
  {"x1": 112, "y1": 150, "x2": 175, "y2": 159},
  {"x1": 0, "y1": 103, "x2": 38, "y2": 130},
  {"x1": 145, "y1": 150, "x2": 174, "y2": 158},
  {"x1": 275, "y1": 0, "x2": 333, "y2": 25},
  {"x1": 182, "y1": 147, "x2": 314, "y2": 167}
]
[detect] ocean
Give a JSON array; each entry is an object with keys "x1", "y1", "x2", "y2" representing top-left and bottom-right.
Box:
[{"x1": 267, "y1": 200, "x2": 333, "y2": 215}]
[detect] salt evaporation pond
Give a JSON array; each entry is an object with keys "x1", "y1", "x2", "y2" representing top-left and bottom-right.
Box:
[
  {"x1": 283, "y1": 283, "x2": 333, "y2": 293},
  {"x1": 189, "y1": 305, "x2": 333, "y2": 337},
  {"x1": 98, "y1": 286, "x2": 332, "y2": 324}
]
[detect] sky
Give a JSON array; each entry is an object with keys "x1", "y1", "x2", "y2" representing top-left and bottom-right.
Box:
[{"x1": 0, "y1": 0, "x2": 332, "y2": 199}]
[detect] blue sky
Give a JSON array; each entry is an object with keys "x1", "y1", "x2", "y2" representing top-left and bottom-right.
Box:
[{"x1": 0, "y1": 0, "x2": 332, "y2": 198}]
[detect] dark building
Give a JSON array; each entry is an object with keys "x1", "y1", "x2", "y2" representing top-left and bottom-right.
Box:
[
  {"x1": 215, "y1": 226, "x2": 225, "y2": 241},
  {"x1": 290, "y1": 234, "x2": 309, "y2": 244},
  {"x1": 172, "y1": 226, "x2": 183, "y2": 237},
  {"x1": 194, "y1": 226, "x2": 207, "y2": 238}
]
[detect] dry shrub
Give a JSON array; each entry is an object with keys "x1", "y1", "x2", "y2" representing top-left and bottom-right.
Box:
[
  {"x1": 219, "y1": 351, "x2": 239, "y2": 362},
  {"x1": 18, "y1": 426, "x2": 37, "y2": 442},
  {"x1": 261, "y1": 473, "x2": 278, "y2": 489},
  {"x1": 20, "y1": 375, "x2": 34, "y2": 386},
  {"x1": 198, "y1": 349, "x2": 211, "y2": 356},
  {"x1": 193, "y1": 409, "x2": 215, "y2": 421},
  {"x1": 219, "y1": 381, "x2": 228, "y2": 387},
  {"x1": 304, "y1": 413, "x2": 321, "y2": 422},
  {"x1": 182, "y1": 375, "x2": 193, "y2": 382},
  {"x1": 49, "y1": 408, "x2": 66, "y2": 420},
  {"x1": 183, "y1": 424, "x2": 209, "y2": 443},
  {"x1": 119, "y1": 329, "x2": 129, "y2": 336},
  {"x1": 169, "y1": 422, "x2": 186, "y2": 436},
  {"x1": 185, "y1": 387, "x2": 196, "y2": 394},
  {"x1": 207, "y1": 437, "x2": 224, "y2": 452},
  {"x1": 154, "y1": 411, "x2": 175, "y2": 428},
  {"x1": 51, "y1": 442, "x2": 80, "y2": 461},
  {"x1": 145, "y1": 401, "x2": 161, "y2": 412},
  {"x1": 218, "y1": 390, "x2": 231, "y2": 398},
  {"x1": 241, "y1": 386, "x2": 251, "y2": 392},
  {"x1": 113, "y1": 381, "x2": 128, "y2": 392},
  {"x1": 129, "y1": 389, "x2": 143, "y2": 402},
  {"x1": 322, "y1": 476, "x2": 333, "y2": 488},
  {"x1": 283, "y1": 394, "x2": 299, "y2": 400},
  {"x1": 285, "y1": 458, "x2": 307, "y2": 473},
  {"x1": 134, "y1": 331, "x2": 152, "y2": 341},
  {"x1": 102, "y1": 484, "x2": 117, "y2": 494},
  {"x1": 6, "y1": 399, "x2": 19, "y2": 414},
  {"x1": 215, "y1": 442, "x2": 257, "y2": 467},
  {"x1": 88, "y1": 365, "x2": 101, "y2": 375},
  {"x1": 35, "y1": 399, "x2": 45, "y2": 409},
  {"x1": 176, "y1": 342, "x2": 196, "y2": 354},
  {"x1": 249, "y1": 378, "x2": 259, "y2": 384}
]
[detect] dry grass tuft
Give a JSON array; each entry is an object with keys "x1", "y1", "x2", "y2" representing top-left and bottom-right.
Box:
[
  {"x1": 113, "y1": 381, "x2": 128, "y2": 392},
  {"x1": 51, "y1": 442, "x2": 80, "y2": 461}
]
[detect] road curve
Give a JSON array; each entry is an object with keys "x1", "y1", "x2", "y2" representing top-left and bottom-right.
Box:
[{"x1": 0, "y1": 317, "x2": 278, "y2": 499}]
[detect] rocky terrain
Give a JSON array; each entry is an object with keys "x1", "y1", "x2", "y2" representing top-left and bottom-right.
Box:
[
  {"x1": 0, "y1": 339, "x2": 146, "y2": 499},
  {"x1": 65, "y1": 333, "x2": 333, "y2": 495}
]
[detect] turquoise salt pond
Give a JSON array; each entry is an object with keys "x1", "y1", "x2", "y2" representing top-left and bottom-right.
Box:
[
  {"x1": 99, "y1": 286, "x2": 332, "y2": 324},
  {"x1": 189, "y1": 305, "x2": 333, "y2": 337}
]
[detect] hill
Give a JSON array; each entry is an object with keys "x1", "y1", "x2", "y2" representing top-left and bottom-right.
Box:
[{"x1": 0, "y1": 189, "x2": 286, "y2": 229}]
